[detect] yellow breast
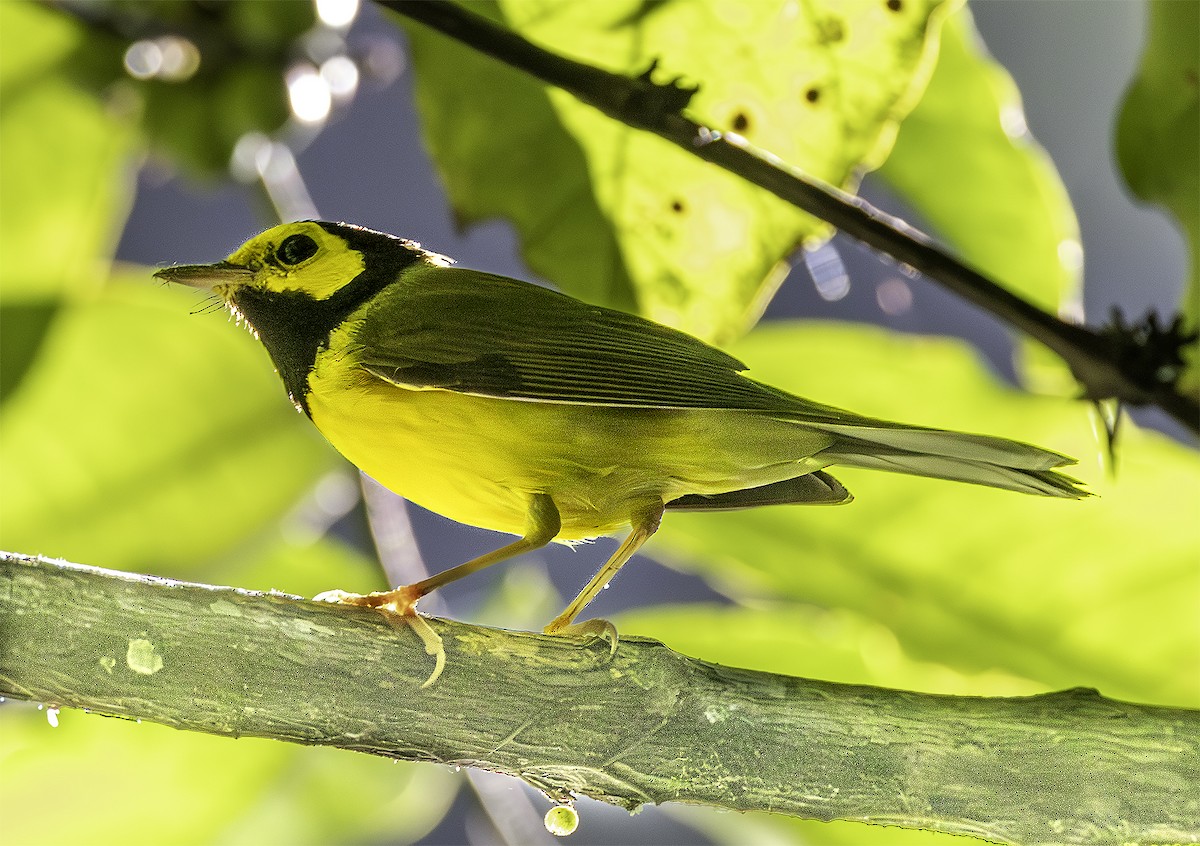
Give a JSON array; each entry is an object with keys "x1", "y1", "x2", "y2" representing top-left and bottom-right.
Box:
[{"x1": 305, "y1": 325, "x2": 830, "y2": 540}]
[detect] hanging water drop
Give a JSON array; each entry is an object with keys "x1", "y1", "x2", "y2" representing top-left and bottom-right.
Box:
[{"x1": 544, "y1": 804, "x2": 579, "y2": 836}]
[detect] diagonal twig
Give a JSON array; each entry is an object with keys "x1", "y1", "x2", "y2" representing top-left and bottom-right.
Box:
[{"x1": 380, "y1": 0, "x2": 1198, "y2": 436}]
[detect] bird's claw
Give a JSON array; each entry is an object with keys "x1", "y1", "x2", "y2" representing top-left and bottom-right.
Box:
[
  {"x1": 544, "y1": 617, "x2": 619, "y2": 660},
  {"x1": 313, "y1": 587, "x2": 444, "y2": 687}
]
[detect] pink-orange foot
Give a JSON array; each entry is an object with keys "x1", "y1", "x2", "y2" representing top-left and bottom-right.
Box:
[
  {"x1": 314, "y1": 586, "x2": 444, "y2": 687},
  {"x1": 316, "y1": 585, "x2": 425, "y2": 616}
]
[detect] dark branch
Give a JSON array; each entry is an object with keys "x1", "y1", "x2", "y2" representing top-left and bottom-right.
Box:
[{"x1": 380, "y1": 0, "x2": 1199, "y2": 435}]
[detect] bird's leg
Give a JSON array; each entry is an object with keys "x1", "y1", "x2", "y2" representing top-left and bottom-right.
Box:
[
  {"x1": 317, "y1": 494, "x2": 561, "y2": 687},
  {"x1": 330, "y1": 492, "x2": 562, "y2": 615},
  {"x1": 544, "y1": 500, "x2": 664, "y2": 649}
]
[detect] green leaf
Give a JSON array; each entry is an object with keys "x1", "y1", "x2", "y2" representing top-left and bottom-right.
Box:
[
  {"x1": 0, "y1": 1, "x2": 139, "y2": 401},
  {"x1": 0, "y1": 672, "x2": 457, "y2": 846},
  {"x1": 208, "y1": 526, "x2": 391, "y2": 599},
  {"x1": 0, "y1": 271, "x2": 338, "y2": 576},
  {"x1": 402, "y1": 3, "x2": 639, "y2": 313},
  {"x1": 679, "y1": 803, "x2": 993, "y2": 846},
  {"x1": 53, "y1": 1, "x2": 304, "y2": 178},
  {"x1": 650, "y1": 322, "x2": 1200, "y2": 707},
  {"x1": 0, "y1": 0, "x2": 76, "y2": 82},
  {"x1": 0, "y1": 2, "x2": 137, "y2": 301},
  {"x1": 400, "y1": 0, "x2": 951, "y2": 341},
  {"x1": 0, "y1": 302, "x2": 57, "y2": 405},
  {"x1": 620, "y1": 604, "x2": 1042, "y2": 698},
  {"x1": 876, "y1": 8, "x2": 1081, "y2": 315},
  {"x1": 1115, "y1": 0, "x2": 1200, "y2": 392}
]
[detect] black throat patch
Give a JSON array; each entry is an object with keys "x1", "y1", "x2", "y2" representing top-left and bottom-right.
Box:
[{"x1": 229, "y1": 228, "x2": 425, "y2": 416}]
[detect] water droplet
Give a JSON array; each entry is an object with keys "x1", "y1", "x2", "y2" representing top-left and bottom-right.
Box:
[
  {"x1": 46, "y1": 707, "x2": 59, "y2": 728},
  {"x1": 544, "y1": 804, "x2": 579, "y2": 836}
]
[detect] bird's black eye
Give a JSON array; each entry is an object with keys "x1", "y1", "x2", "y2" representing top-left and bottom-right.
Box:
[{"x1": 277, "y1": 233, "x2": 318, "y2": 265}]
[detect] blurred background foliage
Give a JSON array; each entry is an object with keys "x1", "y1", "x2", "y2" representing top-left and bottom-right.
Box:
[{"x1": 1, "y1": 1, "x2": 1196, "y2": 844}]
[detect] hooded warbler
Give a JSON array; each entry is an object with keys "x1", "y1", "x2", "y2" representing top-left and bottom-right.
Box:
[{"x1": 156, "y1": 220, "x2": 1087, "y2": 637}]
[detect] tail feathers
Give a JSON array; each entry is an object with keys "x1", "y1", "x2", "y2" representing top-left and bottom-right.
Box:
[
  {"x1": 817, "y1": 427, "x2": 1089, "y2": 499},
  {"x1": 818, "y1": 424, "x2": 1072, "y2": 471}
]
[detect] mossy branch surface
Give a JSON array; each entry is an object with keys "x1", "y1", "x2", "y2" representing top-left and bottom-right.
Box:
[
  {"x1": 1, "y1": 551, "x2": 1197, "y2": 845},
  {"x1": 378, "y1": 0, "x2": 1199, "y2": 435}
]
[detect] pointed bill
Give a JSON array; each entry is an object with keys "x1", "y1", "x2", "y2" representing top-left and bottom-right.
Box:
[{"x1": 154, "y1": 261, "x2": 254, "y2": 290}]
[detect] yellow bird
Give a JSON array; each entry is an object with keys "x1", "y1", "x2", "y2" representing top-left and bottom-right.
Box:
[{"x1": 157, "y1": 221, "x2": 1086, "y2": 641}]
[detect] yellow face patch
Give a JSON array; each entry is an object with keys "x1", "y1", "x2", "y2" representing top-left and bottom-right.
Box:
[{"x1": 224, "y1": 221, "x2": 366, "y2": 301}]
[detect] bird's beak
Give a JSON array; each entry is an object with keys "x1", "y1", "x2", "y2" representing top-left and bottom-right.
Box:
[{"x1": 154, "y1": 261, "x2": 254, "y2": 290}]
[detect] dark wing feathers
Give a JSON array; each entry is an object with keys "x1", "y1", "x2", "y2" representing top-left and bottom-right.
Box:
[
  {"x1": 355, "y1": 266, "x2": 845, "y2": 417},
  {"x1": 350, "y1": 265, "x2": 1088, "y2": 497}
]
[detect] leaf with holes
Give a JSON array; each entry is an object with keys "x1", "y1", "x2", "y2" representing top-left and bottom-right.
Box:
[{"x1": 398, "y1": 0, "x2": 952, "y2": 341}]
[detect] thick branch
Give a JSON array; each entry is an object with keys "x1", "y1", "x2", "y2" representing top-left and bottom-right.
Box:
[
  {"x1": 1, "y1": 552, "x2": 1196, "y2": 845},
  {"x1": 380, "y1": 1, "x2": 1199, "y2": 435}
]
